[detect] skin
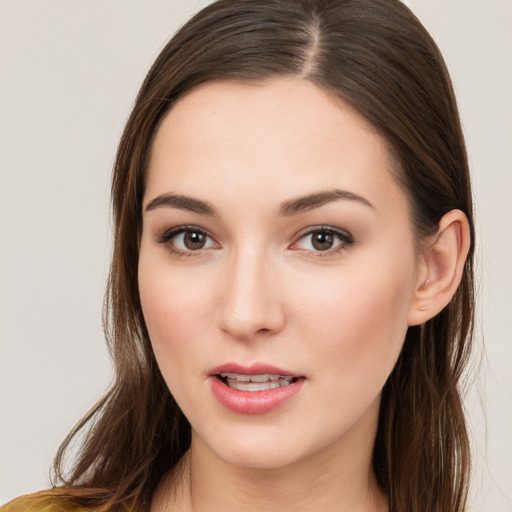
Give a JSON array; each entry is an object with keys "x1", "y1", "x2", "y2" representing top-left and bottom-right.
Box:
[{"x1": 138, "y1": 79, "x2": 467, "y2": 511}]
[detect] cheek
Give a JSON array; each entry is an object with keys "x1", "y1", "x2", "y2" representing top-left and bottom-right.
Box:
[
  {"x1": 138, "y1": 260, "x2": 222, "y2": 425},
  {"x1": 289, "y1": 261, "x2": 414, "y2": 389},
  {"x1": 138, "y1": 252, "x2": 215, "y2": 375}
]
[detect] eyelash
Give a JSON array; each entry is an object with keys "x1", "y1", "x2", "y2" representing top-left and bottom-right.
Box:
[
  {"x1": 157, "y1": 225, "x2": 218, "y2": 258},
  {"x1": 156, "y1": 225, "x2": 353, "y2": 258},
  {"x1": 291, "y1": 225, "x2": 353, "y2": 257}
]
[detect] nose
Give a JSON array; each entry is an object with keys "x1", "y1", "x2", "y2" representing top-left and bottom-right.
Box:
[{"x1": 216, "y1": 249, "x2": 286, "y2": 341}]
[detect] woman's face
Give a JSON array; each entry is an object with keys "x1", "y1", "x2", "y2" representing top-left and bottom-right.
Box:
[{"x1": 139, "y1": 79, "x2": 422, "y2": 469}]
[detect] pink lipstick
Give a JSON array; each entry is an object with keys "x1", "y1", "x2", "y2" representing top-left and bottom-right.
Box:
[{"x1": 208, "y1": 363, "x2": 305, "y2": 414}]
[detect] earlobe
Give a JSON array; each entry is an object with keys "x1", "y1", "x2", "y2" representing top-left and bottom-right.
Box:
[{"x1": 408, "y1": 209, "x2": 471, "y2": 326}]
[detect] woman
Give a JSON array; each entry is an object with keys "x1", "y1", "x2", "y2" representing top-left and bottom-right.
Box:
[{"x1": 3, "y1": 0, "x2": 475, "y2": 511}]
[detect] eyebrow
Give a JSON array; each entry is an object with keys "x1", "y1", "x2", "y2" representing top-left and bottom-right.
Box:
[
  {"x1": 145, "y1": 193, "x2": 218, "y2": 216},
  {"x1": 144, "y1": 189, "x2": 373, "y2": 216},
  {"x1": 279, "y1": 189, "x2": 374, "y2": 216}
]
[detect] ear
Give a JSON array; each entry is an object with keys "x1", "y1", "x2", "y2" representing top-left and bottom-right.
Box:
[{"x1": 408, "y1": 209, "x2": 471, "y2": 326}]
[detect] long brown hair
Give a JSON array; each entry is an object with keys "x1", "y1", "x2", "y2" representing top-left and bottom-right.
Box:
[{"x1": 51, "y1": 1, "x2": 475, "y2": 510}]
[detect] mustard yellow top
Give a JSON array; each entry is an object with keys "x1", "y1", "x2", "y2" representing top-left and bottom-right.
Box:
[{"x1": 1, "y1": 490, "x2": 136, "y2": 512}]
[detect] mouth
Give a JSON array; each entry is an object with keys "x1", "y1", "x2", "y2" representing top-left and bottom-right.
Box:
[
  {"x1": 208, "y1": 363, "x2": 305, "y2": 414},
  {"x1": 216, "y1": 373, "x2": 298, "y2": 392}
]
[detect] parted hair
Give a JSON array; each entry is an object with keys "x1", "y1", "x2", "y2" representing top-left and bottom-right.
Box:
[{"x1": 51, "y1": 1, "x2": 475, "y2": 511}]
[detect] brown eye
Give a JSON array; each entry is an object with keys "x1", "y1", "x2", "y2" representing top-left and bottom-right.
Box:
[
  {"x1": 183, "y1": 231, "x2": 207, "y2": 250},
  {"x1": 311, "y1": 231, "x2": 334, "y2": 251},
  {"x1": 292, "y1": 226, "x2": 353, "y2": 254},
  {"x1": 157, "y1": 226, "x2": 219, "y2": 254}
]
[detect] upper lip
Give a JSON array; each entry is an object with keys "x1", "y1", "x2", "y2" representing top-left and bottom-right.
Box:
[{"x1": 208, "y1": 362, "x2": 301, "y2": 378}]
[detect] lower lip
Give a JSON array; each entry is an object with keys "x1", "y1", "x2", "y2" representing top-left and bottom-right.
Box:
[{"x1": 210, "y1": 376, "x2": 305, "y2": 414}]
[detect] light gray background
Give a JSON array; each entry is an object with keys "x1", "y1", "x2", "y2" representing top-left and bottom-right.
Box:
[{"x1": 1, "y1": 1, "x2": 511, "y2": 510}]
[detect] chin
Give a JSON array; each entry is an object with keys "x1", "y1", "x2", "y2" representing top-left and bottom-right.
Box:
[
  {"x1": 220, "y1": 444, "x2": 302, "y2": 470},
  {"x1": 194, "y1": 425, "x2": 311, "y2": 470}
]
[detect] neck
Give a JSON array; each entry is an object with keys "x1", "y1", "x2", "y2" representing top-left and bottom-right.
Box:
[{"x1": 152, "y1": 401, "x2": 388, "y2": 512}]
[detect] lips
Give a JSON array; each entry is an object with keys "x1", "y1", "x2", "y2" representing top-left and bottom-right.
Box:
[{"x1": 209, "y1": 363, "x2": 305, "y2": 414}]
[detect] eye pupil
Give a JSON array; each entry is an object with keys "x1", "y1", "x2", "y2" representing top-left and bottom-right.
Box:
[
  {"x1": 312, "y1": 231, "x2": 334, "y2": 251},
  {"x1": 184, "y1": 231, "x2": 206, "y2": 250}
]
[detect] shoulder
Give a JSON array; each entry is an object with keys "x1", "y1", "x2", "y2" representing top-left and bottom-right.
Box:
[
  {"x1": 1, "y1": 489, "x2": 134, "y2": 512},
  {"x1": 1, "y1": 490, "x2": 81, "y2": 512}
]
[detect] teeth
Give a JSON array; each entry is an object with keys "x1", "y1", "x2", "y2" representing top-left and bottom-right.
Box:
[
  {"x1": 219, "y1": 373, "x2": 293, "y2": 383},
  {"x1": 249, "y1": 374, "x2": 272, "y2": 382},
  {"x1": 219, "y1": 373, "x2": 297, "y2": 392},
  {"x1": 228, "y1": 381, "x2": 282, "y2": 391}
]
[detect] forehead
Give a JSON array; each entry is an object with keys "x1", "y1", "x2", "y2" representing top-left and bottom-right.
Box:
[{"x1": 146, "y1": 79, "x2": 406, "y2": 217}]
